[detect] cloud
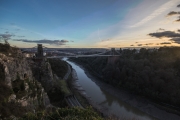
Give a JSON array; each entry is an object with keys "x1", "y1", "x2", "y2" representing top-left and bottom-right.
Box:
[
  {"x1": 10, "y1": 23, "x2": 15, "y2": 25},
  {"x1": 160, "y1": 42, "x2": 171, "y2": 44},
  {"x1": 176, "y1": 18, "x2": 180, "y2": 22},
  {"x1": 0, "y1": 33, "x2": 15, "y2": 40},
  {"x1": 159, "y1": 28, "x2": 165, "y2": 31},
  {"x1": 149, "y1": 31, "x2": 180, "y2": 38},
  {"x1": 101, "y1": 38, "x2": 112, "y2": 42},
  {"x1": 167, "y1": 11, "x2": 180, "y2": 16},
  {"x1": 178, "y1": 29, "x2": 180, "y2": 32},
  {"x1": 14, "y1": 39, "x2": 69, "y2": 45},
  {"x1": 170, "y1": 37, "x2": 180, "y2": 44},
  {"x1": 134, "y1": 43, "x2": 154, "y2": 46},
  {"x1": 149, "y1": 30, "x2": 180, "y2": 44},
  {"x1": 166, "y1": 5, "x2": 180, "y2": 22},
  {"x1": 131, "y1": 0, "x2": 175, "y2": 28},
  {"x1": 15, "y1": 29, "x2": 20, "y2": 31},
  {"x1": 17, "y1": 36, "x2": 25, "y2": 38},
  {"x1": 145, "y1": 43, "x2": 154, "y2": 46},
  {"x1": 130, "y1": 45, "x2": 134, "y2": 46},
  {"x1": 60, "y1": 40, "x2": 68, "y2": 42}
]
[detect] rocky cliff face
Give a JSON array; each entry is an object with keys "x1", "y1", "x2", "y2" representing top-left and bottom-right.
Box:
[
  {"x1": 31, "y1": 60, "x2": 55, "y2": 92},
  {"x1": 0, "y1": 50, "x2": 50, "y2": 119}
]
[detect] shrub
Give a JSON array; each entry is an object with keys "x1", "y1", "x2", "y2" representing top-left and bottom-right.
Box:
[
  {"x1": 12, "y1": 74, "x2": 26, "y2": 99},
  {"x1": 48, "y1": 59, "x2": 68, "y2": 78},
  {"x1": 0, "y1": 63, "x2": 5, "y2": 82},
  {"x1": 20, "y1": 107, "x2": 103, "y2": 120},
  {"x1": 0, "y1": 81, "x2": 27, "y2": 119}
]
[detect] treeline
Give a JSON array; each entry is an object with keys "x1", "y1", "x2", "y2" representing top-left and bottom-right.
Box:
[
  {"x1": 70, "y1": 47, "x2": 180, "y2": 108},
  {"x1": 48, "y1": 59, "x2": 68, "y2": 79}
]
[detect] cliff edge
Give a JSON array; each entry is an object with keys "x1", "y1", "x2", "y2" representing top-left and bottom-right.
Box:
[{"x1": 0, "y1": 43, "x2": 50, "y2": 119}]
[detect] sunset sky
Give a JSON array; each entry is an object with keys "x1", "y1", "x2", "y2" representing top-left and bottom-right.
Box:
[{"x1": 0, "y1": 0, "x2": 180, "y2": 48}]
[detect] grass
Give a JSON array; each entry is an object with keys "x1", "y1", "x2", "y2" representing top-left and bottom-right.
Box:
[
  {"x1": 58, "y1": 80, "x2": 72, "y2": 96},
  {"x1": 19, "y1": 107, "x2": 137, "y2": 120},
  {"x1": 20, "y1": 107, "x2": 103, "y2": 120}
]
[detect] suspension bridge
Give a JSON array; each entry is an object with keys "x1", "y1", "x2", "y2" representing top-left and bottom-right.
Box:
[{"x1": 31, "y1": 44, "x2": 121, "y2": 58}]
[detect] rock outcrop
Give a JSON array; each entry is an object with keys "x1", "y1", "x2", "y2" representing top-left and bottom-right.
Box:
[{"x1": 0, "y1": 50, "x2": 50, "y2": 119}]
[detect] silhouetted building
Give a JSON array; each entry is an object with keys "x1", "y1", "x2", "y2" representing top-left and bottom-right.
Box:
[
  {"x1": 37, "y1": 44, "x2": 43, "y2": 57},
  {"x1": 111, "y1": 48, "x2": 115, "y2": 55},
  {"x1": 33, "y1": 44, "x2": 44, "y2": 63}
]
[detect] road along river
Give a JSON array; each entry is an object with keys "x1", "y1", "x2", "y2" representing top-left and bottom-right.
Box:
[{"x1": 63, "y1": 58, "x2": 157, "y2": 120}]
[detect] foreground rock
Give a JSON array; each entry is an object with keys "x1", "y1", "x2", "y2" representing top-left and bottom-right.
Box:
[{"x1": 0, "y1": 45, "x2": 50, "y2": 119}]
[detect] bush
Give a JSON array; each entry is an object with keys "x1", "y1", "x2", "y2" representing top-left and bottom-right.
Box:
[
  {"x1": 0, "y1": 43, "x2": 19, "y2": 57},
  {"x1": 59, "y1": 80, "x2": 71, "y2": 96},
  {"x1": 0, "y1": 81, "x2": 27, "y2": 119},
  {"x1": 0, "y1": 63, "x2": 5, "y2": 82},
  {"x1": 48, "y1": 59, "x2": 68, "y2": 78},
  {"x1": 12, "y1": 74, "x2": 26, "y2": 99},
  {"x1": 20, "y1": 107, "x2": 103, "y2": 120}
]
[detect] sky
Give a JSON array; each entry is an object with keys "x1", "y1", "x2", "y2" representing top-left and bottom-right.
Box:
[{"x1": 0, "y1": 0, "x2": 180, "y2": 48}]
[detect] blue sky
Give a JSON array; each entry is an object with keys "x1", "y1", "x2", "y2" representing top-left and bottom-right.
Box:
[{"x1": 0, "y1": 0, "x2": 180, "y2": 48}]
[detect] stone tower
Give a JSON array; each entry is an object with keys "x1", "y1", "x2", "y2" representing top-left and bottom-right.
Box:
[{"x1": 37, "y1": 44, "x2": 43, "y2": 57}]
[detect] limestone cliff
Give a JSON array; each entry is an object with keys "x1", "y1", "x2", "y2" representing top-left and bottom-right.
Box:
[
  {"x1": 0, "y1": 46, "x2": 50, "y2": 119},
  {"x1": 31, "y1": 60, "x2": 55, "y2": 92}
]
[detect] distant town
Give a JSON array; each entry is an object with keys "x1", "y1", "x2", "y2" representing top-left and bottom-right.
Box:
[{"x1": 21, "y1": 45, "x2": 109, "y2": 58}]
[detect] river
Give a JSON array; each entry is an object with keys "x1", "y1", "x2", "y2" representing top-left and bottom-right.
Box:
[{"x1": 64, "y1": 58, "x2": 156, "y2": 120}]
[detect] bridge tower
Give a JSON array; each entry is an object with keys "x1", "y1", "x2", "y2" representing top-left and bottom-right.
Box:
[
  {"x1": 111, "y1": 48, "x2": 115, "y2": 55},
  {"x1": 37, "y1": 44, "x2": 43, "y2": 57}
]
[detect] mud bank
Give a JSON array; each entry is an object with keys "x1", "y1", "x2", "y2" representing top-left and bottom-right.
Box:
[{"x1": 70, "y1": 69, "x2": 112, "y2": 117}]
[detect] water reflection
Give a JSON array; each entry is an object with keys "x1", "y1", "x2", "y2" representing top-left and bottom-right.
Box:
[
  {"x1": 64, "y1": 59, "x2": 156, "y2": 120},
  {"x1": 98, "y1": 87, "x2": 152, "y2": 119}
]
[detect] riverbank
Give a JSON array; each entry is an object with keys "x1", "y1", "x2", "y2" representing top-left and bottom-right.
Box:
[
  {"x1": 69, "y1": 69, "x2": 114, "y2": 118},
  {"x1": 69, "y1": 60, "x2": 180, "y2": 120},
  {"x1": 66, "y1": 60, "x2": 154, "y2": 120}
]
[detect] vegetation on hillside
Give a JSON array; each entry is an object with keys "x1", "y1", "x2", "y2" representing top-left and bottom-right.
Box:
[
  {"x1": 0, "y1": 63, "x2": 27, "y2": 119},
  {"x1": 48, "y1": 59, "x2": 68, "y2": 78},
  {"x1": 0, "y1": 62, "x2": 5, "y2": 81},
  {"x1": 59, "y1": 80, "x2": 72, "y2": 96},
  {"x1": 0, "y1": 43, "x2": 19, "y2": 57},
  {"x1": 47, "y1": 80, "x2": 68, "y2": 107},
  {"x1": 70, "y1": 47, "x2": 180, "y2": 109},
  {"x1": 20, "y1": 107, "x2": 103, "y2": 120}
]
